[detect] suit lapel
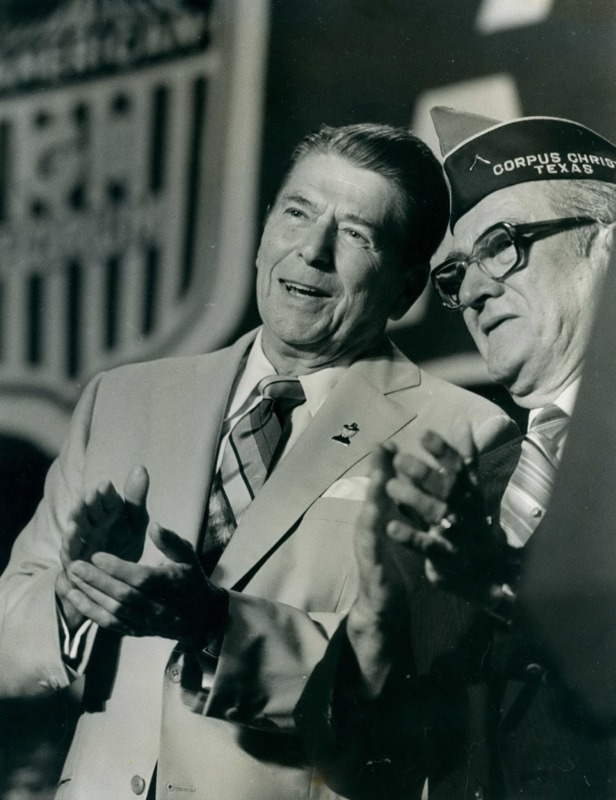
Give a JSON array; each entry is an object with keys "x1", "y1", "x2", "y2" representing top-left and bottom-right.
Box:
[
  {"x1": 212, "y1": 346, "x2": 420, "y2": 590},
  {"x1": 144, "y1": 332, "x2": 256, "y2": 551}
]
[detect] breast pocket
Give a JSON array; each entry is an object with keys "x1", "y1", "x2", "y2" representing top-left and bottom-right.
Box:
[{"x1": 244, "y1": 497, "x2": 363, "y2": 613}]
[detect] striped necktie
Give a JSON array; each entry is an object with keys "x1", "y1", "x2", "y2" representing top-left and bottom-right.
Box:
[
  {"x1": 200, "y1": 375, "x2": 305, "y2": 572},
  {"x1": 499, "y1": 404, "x2": 569, "y2": 548}
]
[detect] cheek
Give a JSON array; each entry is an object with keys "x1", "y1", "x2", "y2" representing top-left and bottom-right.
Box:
[
  {"x1": 463, "y1": 310, "x2": 481, "y2": 342},
  {"x1": 340, "y1": 254, "x2": 392, "y2": 297},
  {"x1": 256, "y1": 238, "x2": 283, "y2": 283},
  {"x1": 257, "y1": 222, "x2": 293, "y2": 264}
]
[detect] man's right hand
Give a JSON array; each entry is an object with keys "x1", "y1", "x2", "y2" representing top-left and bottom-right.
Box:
[
  {"x1": 347, "y1": 444, "x2": 419, "y2": 697},
  {"x1": 55, "y1": 465, "x2": 150, "y2": 631}
]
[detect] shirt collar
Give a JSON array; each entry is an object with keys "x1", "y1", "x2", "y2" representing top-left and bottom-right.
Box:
[
  {"x1": 225, "y1": 328, "x2": 350, "y2": 420},
  {"x1": 224, "y1": 330, "x2": 275, "y2": 421},
  {"x1": 298, "y1": 364, "x2": 350, "y2": 416},
  {"x1": 527, "y1": 377, "x2": 580, "y2": 429}
]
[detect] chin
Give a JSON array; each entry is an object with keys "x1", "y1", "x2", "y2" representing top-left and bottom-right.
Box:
[{"x1": 487, "y1": 361, "x2": 520, "y2": 390}]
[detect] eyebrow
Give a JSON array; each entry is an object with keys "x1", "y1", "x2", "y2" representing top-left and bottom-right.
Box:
[
  {"x1": 445, "y1": 248, "x2": 468, "y2": 261},
  {"x1": 343, "y1": 212, "x2": 379, "y2": 232},
  {"x1": 279, "y1": 191, "x2": 380, "y2": 232},
  {"x1": 446, "y1": 219, "x2": 521, "y2": 261},
  {"x1": 280, "y1": 192, "x2": 319, "y2": 213}
]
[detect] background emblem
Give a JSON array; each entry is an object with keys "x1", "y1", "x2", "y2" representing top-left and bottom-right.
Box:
[{"x1": 0, "y1": 0, "x2": 269, "y2": 452}]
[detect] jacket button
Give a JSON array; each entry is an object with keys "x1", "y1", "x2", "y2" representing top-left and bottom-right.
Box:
[
  {"x1": 130, "y1": 775, "x2": 146, "y2": 795},
  {"x1": 167, "y1": 664, "x2": 182, "y2": 684},
  {"x1": 525, "y1": 662, "x2": 544, "y2": 678}
]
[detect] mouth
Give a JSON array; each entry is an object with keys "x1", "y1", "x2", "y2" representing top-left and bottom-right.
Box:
[
  {"x1": 279, "y1": 279, "x2": 330, "y2": 299},
  {"x1": 480, "y1": 314, "x2": 516, "y2": 335}
]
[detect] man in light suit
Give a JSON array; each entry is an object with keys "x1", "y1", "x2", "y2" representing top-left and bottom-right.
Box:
[
  {"x1": 296, "y1": 111, "x2": 616, "y2": 800},
  {"x1": 0, "y1": 123, "x2": 514, "y2": 800}
]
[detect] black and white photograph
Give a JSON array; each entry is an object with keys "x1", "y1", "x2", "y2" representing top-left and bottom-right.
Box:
[{"x1": 0, "y1": 2, "x2": 615, "y2": 798}]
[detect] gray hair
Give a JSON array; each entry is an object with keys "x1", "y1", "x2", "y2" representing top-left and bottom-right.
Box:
[{"x1": 543, "y1": 180, "x2": 616, "y2": 255}]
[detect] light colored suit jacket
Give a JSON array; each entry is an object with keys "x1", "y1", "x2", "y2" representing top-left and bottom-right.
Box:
[{"x1": 0, "y1": 329, "x2": 515, "y2": 800}]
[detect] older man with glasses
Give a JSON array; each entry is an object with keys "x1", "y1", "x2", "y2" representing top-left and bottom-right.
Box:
[{"x1": 296, "y1": 109, "x2": 616, "y2": 800}]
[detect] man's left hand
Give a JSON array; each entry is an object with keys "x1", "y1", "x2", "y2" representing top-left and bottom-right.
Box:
[
  {"x1": 65, "y1": 523, "x2": 228, "y2": 653},
  {"x1": 385, "y1": 428, "x2": 510, "y2": 606}
]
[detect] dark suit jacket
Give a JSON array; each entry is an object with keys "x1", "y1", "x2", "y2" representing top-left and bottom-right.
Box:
[
  {"x1": 520, "y1": 251, "x2": 616, "y2": 727},
  {"x1": 295, "y1": 440, "x2": 616, "y2": 800}
]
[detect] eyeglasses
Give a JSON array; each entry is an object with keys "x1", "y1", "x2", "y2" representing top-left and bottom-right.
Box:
[{"x1": 431, "y1": 216, "x2": 597, "y2": 309}]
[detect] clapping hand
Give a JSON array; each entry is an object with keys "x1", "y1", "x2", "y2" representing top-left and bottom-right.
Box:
[
  {"x1": 55, "y1": 465, "x2": 150, "y2": 630},
  {"x1": 384, "y1": 428, "x2": 509, "y2": 605},
  {"x1": 55, "y1": 465, "x2": 228, "y2": 649},
  {"x1": 65, "y1": 522, "x2": 228, "y2": 651},
  {"x1": 348, "y1": 445, "x2": 422, "y2": 695}
]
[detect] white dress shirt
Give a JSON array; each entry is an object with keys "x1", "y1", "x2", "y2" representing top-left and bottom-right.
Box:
[{"x1": 216, "y1": 328, "x2": 350, "y2": 470}]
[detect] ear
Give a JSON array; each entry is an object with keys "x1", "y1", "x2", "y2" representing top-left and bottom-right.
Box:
[{"x1": 388, "y1": 263, "x2": 429, "y2": 321}]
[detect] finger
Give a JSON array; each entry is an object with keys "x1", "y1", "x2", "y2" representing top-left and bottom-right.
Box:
[
  {"x1": 420, "y1": 431, "x2": 465, "y2": 475},
  {"x1": 64, "y1": 586, "x2": 137, "y2": 635},
  {"x1": 97, "y1": 480, "x2": 124, "y2": 515},
  {"x1": 90, "y1": 551, "x2": 151, "y2": 588},
  {"x1": 425, "y1": 560, "x2": 447, "y2": 586},
  {"x1": 356, "y1": 447, "x2": 403, "y2": 570},
  {"x1": 67, "y1": 571, "x2": 143, "y2": 624},
  {"x1": 386, "y1": 475, "x2": 447, "y2": 529},
  {"x1": 123, "y1": 465, "x2": 150, "y2": 536},
  {"x1": 355, "y1": 448, "x2": 400, "y2": 554},
  {"x1": 82, "y1": 482, "x2": 123, "y2": 527},
  {"x1": 448, "y1": 417, "x2": 479, "y2": 463},
  {"x1": 69, "y1": 560, "x2": 147, "y2": 612},
  {"x1": 82, "y1": 487, "x2": 105, "y2": 525},
  {"x1": 356, "y1": 498, "x2": 389, "y2": 562},
  {"x1": 392, "y1": 452, "x2": 456, "y2": 500},
  {"x1": 63, "y1": 483, "x2": 121, "y2": 562},
  {"x1": 387, "y1": 520, "x2": 456, "y2": 559},
  {"x1": 148, "y1": 523, "x2": 197, "y2": 566},
  {"x1": 446, "y1": 418, "x2": 481, "y2": 488},
  {"x1": 366, "y1": 446, "x2": 396, "y2": 501},
  {"x1": 68, "y1": 499, "x2": 89, "y2": 532},
  {"x1": 386, "y1": 521, "x2": 434, "y2": 553},
  {"x1": 62, "y1": 519, "x2": 87, "y2": 563}
]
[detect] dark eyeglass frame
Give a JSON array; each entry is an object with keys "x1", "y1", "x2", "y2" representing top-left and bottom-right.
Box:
[{"x1": 431, "y1": 215, "x2": 598, "y2": 310}]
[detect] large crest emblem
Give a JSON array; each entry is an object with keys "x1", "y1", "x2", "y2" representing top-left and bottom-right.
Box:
[{"x1": 0, "y1": 0, "x2": 269, "y2": 451}]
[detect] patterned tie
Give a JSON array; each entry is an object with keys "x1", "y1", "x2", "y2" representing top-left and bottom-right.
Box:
[
  {"x1": 499, "y1": 404, "x2": 569, "y2": 547},
  {"x1": 200, "y1": 375, "x2": 305, "y2": 573}
]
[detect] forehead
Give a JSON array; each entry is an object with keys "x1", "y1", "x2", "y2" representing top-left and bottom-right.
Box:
[
  {"x1": 278, "y1": 152, "x2": 404, "y2": 223},
  {"x1": 451, "y1": 181, "x2": 557, "y2": 251}
]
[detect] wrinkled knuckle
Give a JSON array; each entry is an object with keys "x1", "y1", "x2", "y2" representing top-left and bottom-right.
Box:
[
  {"x1": 411, "y1": 461, "x2": 431, "y2": 481},
  {"x1": 387, "y1": 478, "x2": 413, "y2": 504},
  {"x1": 117, "y1": 584, "x2": 134, "y2": 604},
  {"x1": 392, "y1": 453, "x2": 415, "y2": 477},
  {"x1": 108, "y1": 601, "x2": 124, "y2": 619},
  {"x1": 100, "y1": 610, "x2": 119, "y2": 629},
  {"x1": 67, "y1": 588, "x2": 86, "y2": 610}
]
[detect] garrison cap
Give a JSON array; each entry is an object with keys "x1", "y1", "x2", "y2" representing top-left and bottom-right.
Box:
[{"x1": 430, "y1": 106, "x2": 616, "y2": 229}]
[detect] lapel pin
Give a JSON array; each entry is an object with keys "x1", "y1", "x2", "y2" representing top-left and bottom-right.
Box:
[{"x1": 332, "y1": 422, "x2": 359, "y2": 446}]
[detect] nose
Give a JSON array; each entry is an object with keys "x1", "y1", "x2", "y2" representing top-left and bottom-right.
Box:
[
  {"x1": 458, "y1": 262, "x2": 504, "y2": 309},
  {"x1": 298, "y1": 221, "x2": 335, "y2": 269}
]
